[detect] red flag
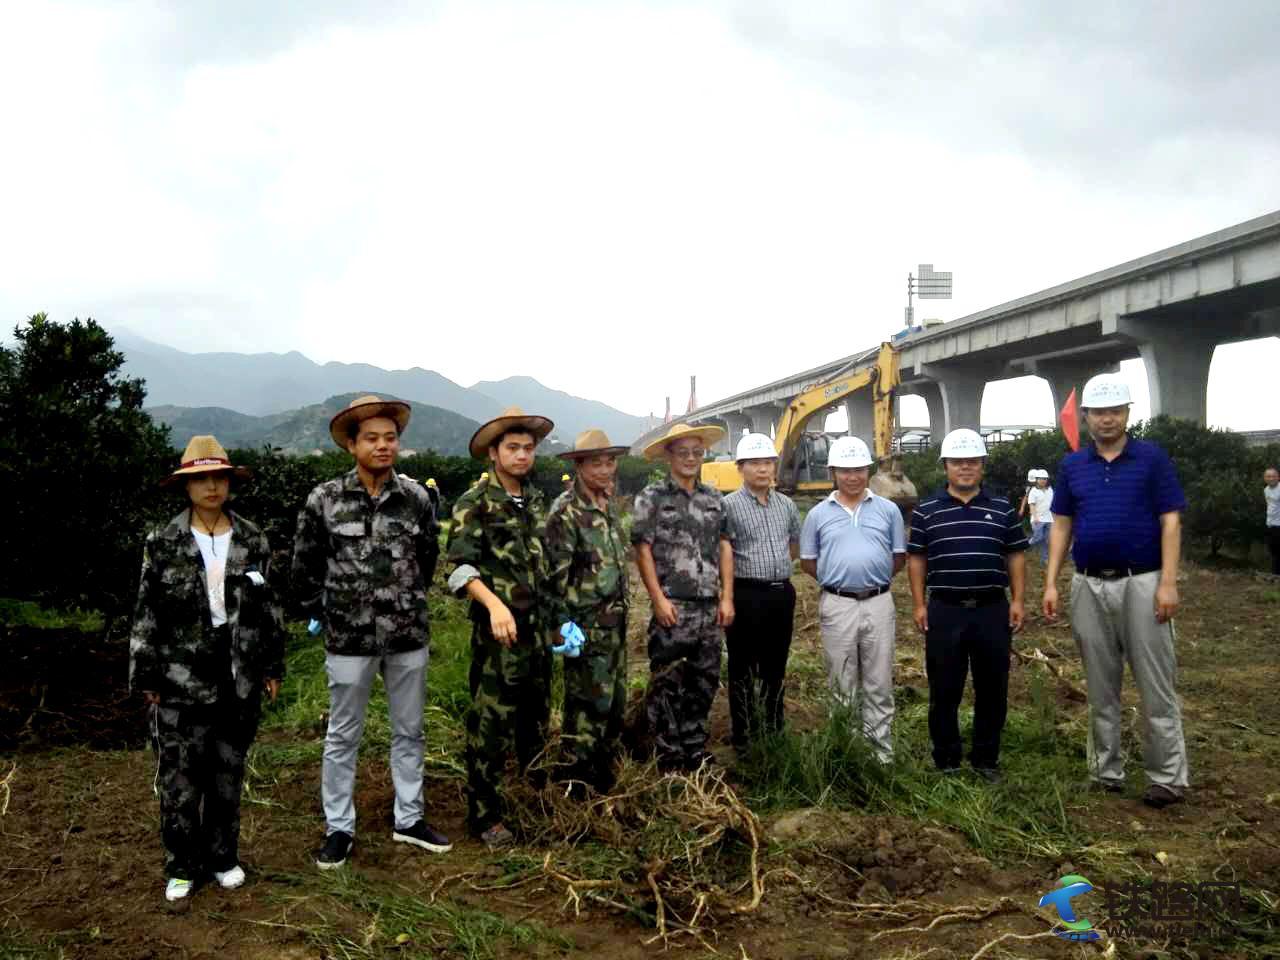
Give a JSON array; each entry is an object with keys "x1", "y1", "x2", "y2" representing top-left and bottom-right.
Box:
[{"x1": 1059, "y1": 387, "x2": 1080, "y2": 451}]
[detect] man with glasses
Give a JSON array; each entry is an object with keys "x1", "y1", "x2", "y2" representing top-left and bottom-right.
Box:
[{"x1": 633, "y1": 423, "x2": 735, "y2": 773}]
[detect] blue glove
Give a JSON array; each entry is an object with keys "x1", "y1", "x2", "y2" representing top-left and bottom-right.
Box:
[
  {"x1": 552, "y1": 621, "x2": 585, "y2": 657},
  {"x1": 307, "y1": 618, "x2": 323, "y2": 636}
]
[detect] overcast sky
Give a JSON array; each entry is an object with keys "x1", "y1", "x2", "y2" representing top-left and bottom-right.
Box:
[{"x1": 4, "y1": 0, "x2": 1279, "y2": 429}]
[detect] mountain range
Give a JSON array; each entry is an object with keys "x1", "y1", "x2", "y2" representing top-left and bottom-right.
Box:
[{"x1": 110, "y1": 328, "x2": 650, "y2": 448}]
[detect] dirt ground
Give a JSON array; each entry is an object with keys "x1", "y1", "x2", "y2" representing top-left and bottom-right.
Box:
[{"x1": 2, "y1": 559, "x2": 1278, "y2": 959}]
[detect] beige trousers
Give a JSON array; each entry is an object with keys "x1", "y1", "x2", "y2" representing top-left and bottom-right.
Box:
[
  {"x1": 1070, "y1": 571, "x2": 1188, "y2": 789},
  {"x1": 818, "y1": 590, "x2": 896, "y2": 761}
]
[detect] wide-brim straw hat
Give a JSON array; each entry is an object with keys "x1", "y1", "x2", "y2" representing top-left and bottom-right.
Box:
[
  {"x1": 161, "y1": 435, "x2": 251, "y2": 488},
  {"x1": 329, "y1": 395, "x2": 412, "y2": 450},
  {"x1": 642, "y1": 422, "x2": 725, "y2": 462},
  {"x1": 560, "y1": 428, "x2": 629, "y2": 460},
  {"x1": 469, "y1": 406, "x2": 554, "y2": 459}
]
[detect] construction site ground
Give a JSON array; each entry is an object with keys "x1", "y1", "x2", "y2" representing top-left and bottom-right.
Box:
[{"x1": 2, "y1": 558, "x2": 1278, "y2": 960}]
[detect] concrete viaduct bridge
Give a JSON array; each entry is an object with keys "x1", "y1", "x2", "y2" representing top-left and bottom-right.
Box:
[{"x1": 630, "y1": 208, "x2": 1280, "y2": 455}]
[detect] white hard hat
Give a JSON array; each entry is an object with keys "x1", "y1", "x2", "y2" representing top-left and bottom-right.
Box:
[
  {"x1": 735, "y1": 432, "x2": 778, "y2": 462},
  {"x1": 828, "y1": 435, "x2": 873, "y2": 468},
  {"x1": 1026, "y1": 468, "x2": 1038, "y2": 482},
  {"x1": 1034, "y1": 468, "x2": 1050, "y2": 479},
  {"x1": 939, "y1": 428, "x2": 988, "y2": 460},
  {"x1": 1081, "y1": 373, "x2": 1132, "y2": 408}
]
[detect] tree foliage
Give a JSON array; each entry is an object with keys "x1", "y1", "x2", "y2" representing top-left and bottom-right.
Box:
[{"x1": 0, "y1": 315, "x2": 173, "y2": 617}]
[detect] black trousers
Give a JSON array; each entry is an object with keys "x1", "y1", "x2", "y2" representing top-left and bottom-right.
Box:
[
  {"x1": 1267, "y1": 526, "x2": 1280, "y2": 576},
  {"x1": 924, "y1": 597, "x2": 1010, "y2": 770},
  {"x1": 724, "y1": 580, "x2": 796, "y2": 747}
]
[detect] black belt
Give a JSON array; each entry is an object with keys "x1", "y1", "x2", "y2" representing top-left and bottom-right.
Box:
[
  {"x1": 1079, "y1": 564, "x2": 1160, "y2": 580},
  {"x1": 735, "y1": 577, "x2": 793, "y2": 591},
  {"x1": 930, "y1": 590, "x2": 1006, "y2": 608},
  {"x1": 823, "y1": 583, "x2": 890, "y2": 601}
]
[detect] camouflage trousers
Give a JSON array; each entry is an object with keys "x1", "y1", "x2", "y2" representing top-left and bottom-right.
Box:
[
  {"x1": 465, "y1": 613, "x2": 551, "y2": 832},
  {"x1": 153, "y1": 694, "x2": 261, "y2": 879},
  {"x1": 561, "y1": 617, "x2": 627, "y2": 791},
  {"x1": 646, "y1": 599, "x2": 722, "y2": 771}
]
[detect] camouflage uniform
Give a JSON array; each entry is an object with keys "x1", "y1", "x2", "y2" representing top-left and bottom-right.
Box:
[
  {"x1": 631, "y1": 479, "x2": 732, "y2": 771},
  {"x1": 291, "y1": 469, "x2": 440, "y2": 837},
  {"x1": 544, "y1": 484, "x2": 630, "y2": 791},
  {"x1": 446, "y1": 473, "x2": 551, "y2": 831},
  {"x1": 129, "y1": 509, "x2": 285, "y2": 879},
  {"x1": 291, "y1": 469, "x2": 439, "y2": 656}
]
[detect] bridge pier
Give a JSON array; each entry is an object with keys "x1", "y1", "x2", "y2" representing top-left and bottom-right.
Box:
[
  {"x1": 1118, "y1": 317, "x2": 1216, "y2": 424},
  {"x1": 746, "y1": 405, "x2": 776, "y2": 438},
  {"x1": 1031, "y1": 356, "x2": 1121, "y2": 435},
  {"x1": 920, "y1": 362, "x2": 1003, "y2": 434},
  {"x1": 844, "y1": 392, "x2": 876, "y2": 447}
]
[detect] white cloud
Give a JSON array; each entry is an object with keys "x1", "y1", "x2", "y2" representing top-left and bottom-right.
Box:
[{"x1": 1, "y1": 0, "x2": 1277, "y2": 430}]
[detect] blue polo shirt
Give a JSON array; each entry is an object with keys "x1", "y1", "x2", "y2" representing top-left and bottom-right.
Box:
[
  {"x1": 1051, "y1": 437, "x2": 1186, "y2": 570},
  {"x1": 907, "y1": 488, "x2": 1027, "y2": 592},
  {"x1": 799, "y1": 491, "x2": 906, "y2": 591}
]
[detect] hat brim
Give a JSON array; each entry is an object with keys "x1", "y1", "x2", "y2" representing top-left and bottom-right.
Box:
[
  {"x1": 469, "y1": 414, "x2": 555, "y2": 460},
  {"x1": 160, "y1": 464, "x2": 252, "y2": 488},
  {"x1": 561, "y1": 445, "x2": 629, "y2": 461},
  {"x1": 642, "y1": 425, "x2": 725, "y2": 461},
  {"x1": 329, "y1": 400, "x2": 412, "y2": 450}
]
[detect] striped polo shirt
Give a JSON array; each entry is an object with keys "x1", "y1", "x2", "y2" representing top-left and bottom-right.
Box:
[
  {"x1": 1051, "y1": 437, "x2": 1186, "y2": 570},
  {"x1": 907, "y1": 488, "x2": 1027, "y2": 592}
]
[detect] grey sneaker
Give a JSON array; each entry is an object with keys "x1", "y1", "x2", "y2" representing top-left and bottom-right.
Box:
[{"x1": 478, "y1": 822, "x2": 515, "y2": 850}]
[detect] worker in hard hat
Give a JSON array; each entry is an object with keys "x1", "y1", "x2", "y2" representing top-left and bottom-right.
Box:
[
  {"x1": 544, "y1": 429, "x2": 631, "y2": 794},
  {"x1": 634, "y1": 422, "x2": 735, "y2": 773},
  {"x1": 798, "y1": 435, "x2": 906, "y2": 763},
  {"x1": 561, "y1": 472, "x2": 573, "y2": 492},
  {"x1": 906, "y1": 428, "x2": 1028, "y2": 784},
  {"x1": 721, "y1": 433, "x2": 802, "y2": 753},
  {"x1": 1043, "y1": 373, "x2": 1189, "y2": 809},
  {"x1": 424, "y1": 477, "x2": 442, "y2": 517},
  {"x1": 1018, "y1": 469, "x2": 1054, "y2": 564}
]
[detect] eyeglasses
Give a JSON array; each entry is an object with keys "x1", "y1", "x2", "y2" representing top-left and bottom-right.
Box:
[{"x1": 671, "y1": 449, "x2": 706, "y2": 460}]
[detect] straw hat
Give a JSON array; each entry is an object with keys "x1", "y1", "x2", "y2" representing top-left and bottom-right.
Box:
[
  {"x1": 641, "y1": 422, "x2": 725, "y2": 462},
  {"x1": 329, "y1": 395, "x2": 411, "y2": 450},
  {"x1": 561, "y1": 428, "x2": 629, "y2": 460},
  {"x1": 161, "y1": 435, "x2": 251, "y2": 488},
  {"x1": 469, "y1": 406, "x2": 554, "y2": 459}
]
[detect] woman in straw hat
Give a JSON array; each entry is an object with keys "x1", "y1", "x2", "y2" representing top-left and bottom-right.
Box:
[{"x1": 129, "y1": 436, "x2": 284, "y2": 903}]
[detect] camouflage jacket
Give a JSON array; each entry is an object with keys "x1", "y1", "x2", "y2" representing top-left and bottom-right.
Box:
[
  {"x1": 129, "y1": 509, "x2": 286, "y2": 704},
  {"x1": 544, "y1": 484, "x2": 630, "y2": 628},
  {"x1": 631, "y1": 478, "x2": 732, "y2": 600},
  {"x1": 291, "y1": 469, "x2": 440, "y2": 656},
  {"x1": 446, "y1": 473, "x2": 549, "y2": 625}
]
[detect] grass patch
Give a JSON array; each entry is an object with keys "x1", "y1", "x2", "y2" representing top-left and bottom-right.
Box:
[
  {"x1": 0, "y1": 598, "x2": 103, "y2": 633},
  {"x1": 264, "y1": 869, "x2": 572, "y2": 959},
  {"x1": 736, "y1": 695, "x2": 1089, "y2": 864}
]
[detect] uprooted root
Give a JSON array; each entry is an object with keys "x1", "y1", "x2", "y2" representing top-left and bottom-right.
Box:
[{"x1": 500, "y1": 754, "x2": 764, "y2": 946}]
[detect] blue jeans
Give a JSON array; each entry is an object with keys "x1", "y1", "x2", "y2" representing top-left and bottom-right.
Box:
[{"x1": 1029, "y1": 520, "x2": 1050, "y2": 563}]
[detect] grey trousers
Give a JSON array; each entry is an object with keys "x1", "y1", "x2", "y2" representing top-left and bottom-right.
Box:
[
  {"x1": 818, "y1": 590, "x2": 896, "y2": 761},
  {"x1": 1070, "y1": 571, "x2": 1188, "y2": 789},
  {"x1": 322, "y1": 647, "x2": 429, "y2": 835}
]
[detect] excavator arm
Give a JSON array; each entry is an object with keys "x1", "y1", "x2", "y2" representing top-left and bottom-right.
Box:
[{"x1": 776, "y1": 342, "x2": 900, "y2": 492}]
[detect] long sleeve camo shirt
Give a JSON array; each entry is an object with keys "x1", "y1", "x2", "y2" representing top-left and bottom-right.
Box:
[
  {"x1": 130, "y1": 509, "x2": 286, "y2": 704},
  {"x1": 631, "y1": 478, "x2": 732, "y2": 600},
  {"x1": 544, "y1": 483, "x2": 629, "y2": 628},
  {"x1": 291, "y1": 468, "x2": 440, "y2": 656},
  {"x1": 446, "y1": 473, "x2": 549, "y2": 625}
]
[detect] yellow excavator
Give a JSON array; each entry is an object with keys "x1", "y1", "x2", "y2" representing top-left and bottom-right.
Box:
[{"x1": 700, "y1": 342, "x2": 918, "y2": 514}]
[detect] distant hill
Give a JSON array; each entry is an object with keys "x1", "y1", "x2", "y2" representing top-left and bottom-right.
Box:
[
  {"x1": 112, "y1": 328, "x2": 649, "y2": 444},
  {"x1": 470, "y1": 376, "x2": 650, "y2": 448},
  {"x1": 149, "y1": 394, "x2": 481, "y2": 456}
]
